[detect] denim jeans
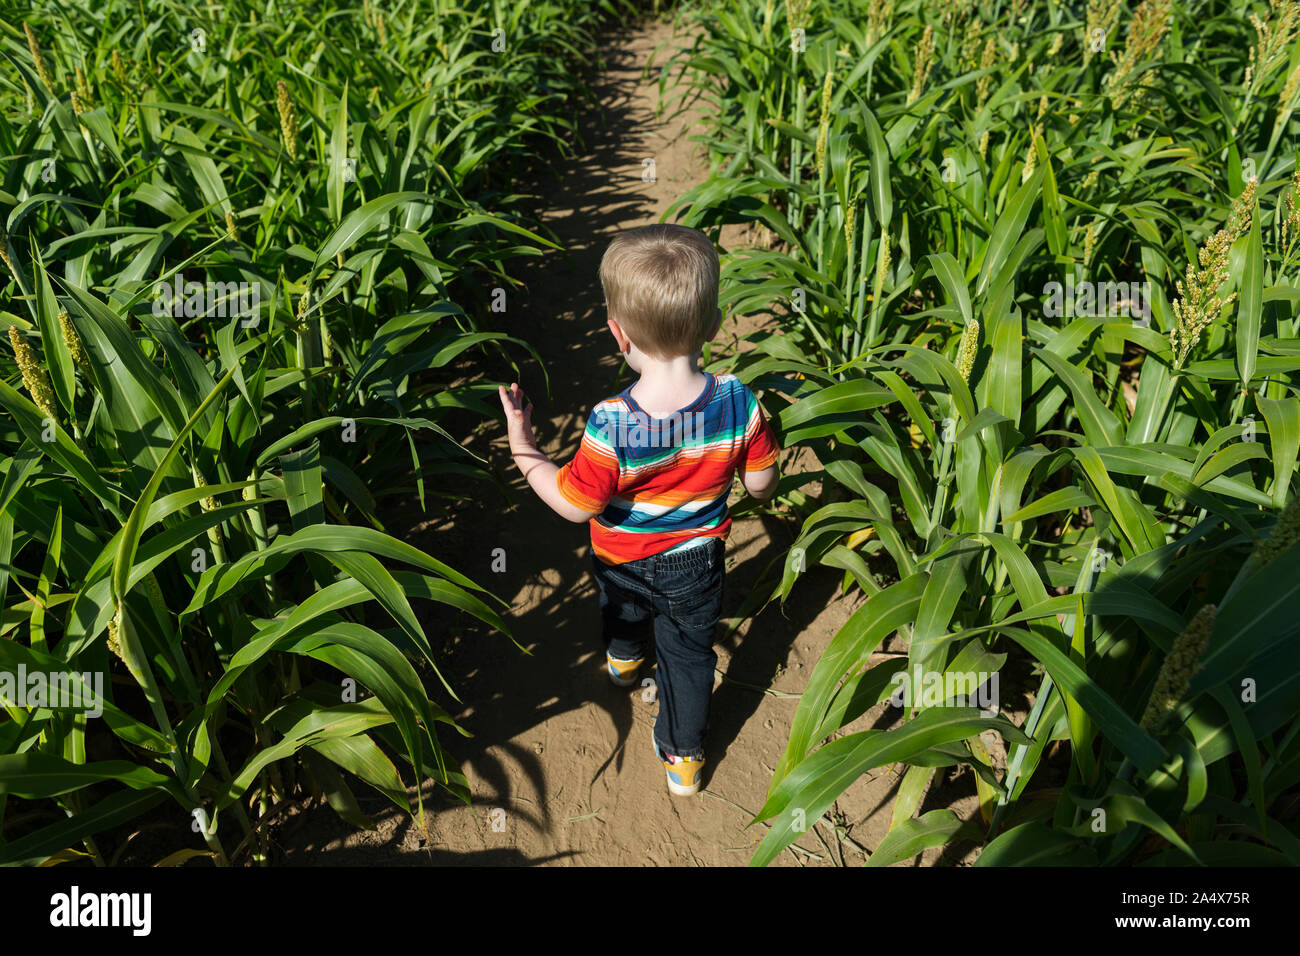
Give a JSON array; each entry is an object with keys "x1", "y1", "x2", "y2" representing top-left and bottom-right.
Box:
[{"x1": 591, "y1": 537, "x2": 725, "y2": 760}]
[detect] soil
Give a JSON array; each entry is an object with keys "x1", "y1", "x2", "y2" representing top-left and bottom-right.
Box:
[{"x1": 278, "y1": 15, "x2": 996, "y2": 867}]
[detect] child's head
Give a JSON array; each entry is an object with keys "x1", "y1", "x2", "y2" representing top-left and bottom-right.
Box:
[{"x1": 599, "y1": 224, "x2": 719, "y2": 361}]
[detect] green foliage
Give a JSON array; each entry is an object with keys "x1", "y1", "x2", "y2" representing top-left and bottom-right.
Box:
[
  {"x1": 670, "y1": 0, "x2": 1300, "y2": 865},
  {"x1": 0, "y1": 0, "x2": 625, "y2": 865}
]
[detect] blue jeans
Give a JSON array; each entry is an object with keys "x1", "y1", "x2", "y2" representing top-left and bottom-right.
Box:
[{"x1": 591, "y1": 537, "x2": 725, "y2": 760}]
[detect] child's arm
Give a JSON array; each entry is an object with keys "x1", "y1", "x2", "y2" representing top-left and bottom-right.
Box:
[
  {"x1": 740, "y1": 463, "x2": 779, "y2": 501},
  {"x1": 739, "y1": 385, "x2": 781, "y2": 502},
  {"x1": 499, "y1": 383, "x2": 600, "y2": 523}
]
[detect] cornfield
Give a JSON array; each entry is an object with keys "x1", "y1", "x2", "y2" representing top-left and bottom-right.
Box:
[
  {"x1": 2, "y1": 0, "x2": 1298, "y2": 871},
  {"x1": 667, "y1": 0, "x2": 1300, "y2": 865},
  {"x1": 0, "y1": 0, "x2": 625, "y2": 865}
]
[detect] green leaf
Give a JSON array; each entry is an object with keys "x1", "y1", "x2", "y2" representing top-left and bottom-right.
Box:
[
  {"x1": 753, "y1": 708, "x2": 1027, "y2": 867},
  {"x1": 328, "y1": 83, "x2": 349, "y2": 224},
  {"x1": 975, "y1": 821, "x2": 1098, "y2": 865},
  {"x1": 0, "y1": 754, "x2": 172, "y2": 799},
  {"x1": 977, "y1": 168, "x2": 1042, "y2": 298},
  {"x1": 998, "y1": 626, "x2": 1165, "y2": 775},
  {"x1": 0, "y1": 789, "x2": 167, "y2": 866},
  {"x1": 772, "y1": 573, "x2": 927, "y2": 789},
  {"x1": 0, "y1": 382, "x2": 124, "y2": 520},
  {"x1": 112, "y1": 365, "x2": 238, "y2": 603},
  {"x1": 1257, "y1": 396, "x2": 1300, "y2": 508},
  {"x1": 868, "y1": 808, "x2": 969, "y2": 867},
  {"x1": 31, "y1": 252, "x2": 75, "y2": 415},
  {"x1": 311, "y1": 191, "x2": 428, "y2": 276},
  {"x1": 928, "y1": 252, "x2": 973, "y2": 326},
  {"x1": 1236, "y1": 208, "x2": 1263, "y2": 388}
]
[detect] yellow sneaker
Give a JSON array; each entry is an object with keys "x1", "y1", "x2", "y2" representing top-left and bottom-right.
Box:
[
  {"x1": 651, "y1": 718, "x2": 704, "y2": 796},
  {"x1": 606, "y1": 652, "x2": 643, "y2": 687}
]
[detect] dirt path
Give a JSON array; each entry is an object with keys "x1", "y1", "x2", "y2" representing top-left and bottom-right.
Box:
[{"x1": 283, "y1": 15, "x2": 984, "y2": 866}]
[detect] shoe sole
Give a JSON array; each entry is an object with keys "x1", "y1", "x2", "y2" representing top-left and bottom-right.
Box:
[{"x1": 666, "y1": 776, "x2": 701, "y2": 797}]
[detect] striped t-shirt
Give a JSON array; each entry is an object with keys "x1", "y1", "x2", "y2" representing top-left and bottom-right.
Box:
[{"x1": 556, "y1": 372, "x2": 780, "y2": 565}]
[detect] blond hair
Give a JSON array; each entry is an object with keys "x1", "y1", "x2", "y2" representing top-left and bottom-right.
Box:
[{"x1": 598, "y1": 224, "x2": 719, "y2": 359}]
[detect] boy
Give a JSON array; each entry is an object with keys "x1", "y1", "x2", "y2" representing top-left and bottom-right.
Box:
[{"x1": 497, "y1": 223, "x2": 779, "y2": 796}]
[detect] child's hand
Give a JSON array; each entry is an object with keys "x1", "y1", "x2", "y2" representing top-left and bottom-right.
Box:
[{"x1": 498, "y1": 383, "x2": 537, "y2": 453}]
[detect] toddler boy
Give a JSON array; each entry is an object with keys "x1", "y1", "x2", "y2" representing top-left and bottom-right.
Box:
[{"x1": 498, "y1": 223, "x2": 779, "y2": 795}]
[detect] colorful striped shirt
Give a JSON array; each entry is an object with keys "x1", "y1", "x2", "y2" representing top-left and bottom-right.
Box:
[{"x1": 555, "y1": 372, "x2": 780, "y2": 565}]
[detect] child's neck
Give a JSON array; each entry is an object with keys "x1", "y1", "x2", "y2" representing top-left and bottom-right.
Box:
[{"x1": 629, "y1": 354, "x2": 708, "y2": 417}]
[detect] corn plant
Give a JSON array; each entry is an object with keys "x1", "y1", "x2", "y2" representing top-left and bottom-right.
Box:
[{"x1": 670, "y1": 0, "x2": 1300, "y2": 865}]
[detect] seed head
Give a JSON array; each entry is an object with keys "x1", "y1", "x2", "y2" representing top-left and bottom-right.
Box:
[
  {"x1": 1021, "y1": 135, "x2": 1038, "y2": 183},
  {"x1": 843, "y1": 204, "x2": 856, "y2": 255},
  {"x1": 59, "y1": 310, "x2": 90, "y2": 377},
  {"x1": 1281, "y1": 169, "x2": 1300, "y2": 251},
  {"x1": 1246, "y1": 0, "x2": 1300, "y2": 98},
  {"x1": 24, "y1": 23, "x2": 55, "y2": 92},
  {"x1": 1105, "y1": 0, "x2": 1173, "y2": 109},
  {"x1": 1226, "y1": 179, "x2": 1257, "y2": 240},
  {"x1": 106, "y1": 604, "x2": 124, "y2": 661},
  {"x1": 194, "y1": 472, "x2": 218, "y2": 513},
  {"x1": 1083, "y1": 0, "x2": 1123, "y2": 67},
  {"x1": 956, "y1": 319, "x2": 979, "y2": 382},
  {"x1": 908, "y1": 24, "x2": 935, "y2": 105},
  {"x1": 74, "y1": 64, "x2": 91, "y2": 103},
  {"x1": 1139, "y1": 604, "x2": 1216, "y2": 733},
  {"x1": 876, "y1": 234, "x2": 891, "y2": 289},
  {"x1": 226, "y1": 209, "x2": 239, "y2": 242},
  {"x1": 8, "y1": 325, "x2": 59, "y2": 422},
  {"x1": 0, "y1": 230, "x2": 14, "y2": 275},
  {"x1": 976, "y1": 36, "x2": 997, "y2": 107},
  {"x1": 276, "y1": 80, "x2": 299, "y2": 162},
  {"x1": 1256, "y1": 494, "x2": 1300, "y2": 565},
  {"x1": 1169, "y1": 184, "x2": 1253, "y2": 370},
  {"x1": 785, "y1": 0, "x2": 812, "y2": 34},
  {"x1": 1170, "y1": 228, "x2": 1235, "y2": 369},
  {"x1": 815, "y1": 68, "x2": 833, "y2": 175},
  {"x1": 865, "y1": 0, "x2": 894, "y2": 47}
]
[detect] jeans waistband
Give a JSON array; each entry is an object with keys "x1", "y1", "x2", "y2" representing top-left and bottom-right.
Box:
[{"x1": 650, "y1": 536, "x2": 723, "y2": 572}]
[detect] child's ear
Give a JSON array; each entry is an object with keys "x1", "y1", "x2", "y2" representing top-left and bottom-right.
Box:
[{"x1": 607, "y1": 318, "x2": 631, "y2": 353}]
